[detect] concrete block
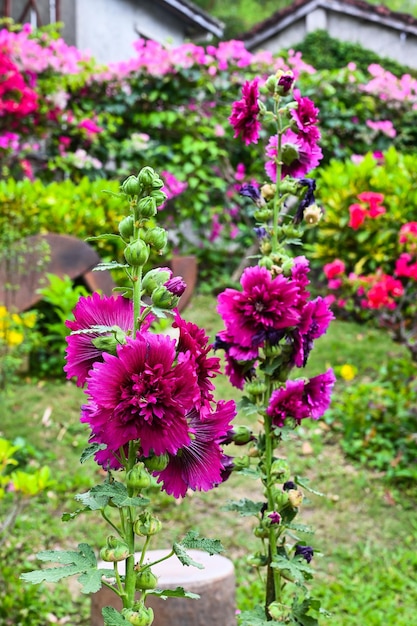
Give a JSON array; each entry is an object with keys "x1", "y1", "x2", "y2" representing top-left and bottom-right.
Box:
[{"x1": 91, "y1": 549, "x2": 237, "y2": 626}]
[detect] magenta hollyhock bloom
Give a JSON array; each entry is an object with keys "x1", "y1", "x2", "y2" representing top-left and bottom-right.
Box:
[
  {"x1": 154, "y1": 400, "x2": 236, "y2": 498},
  {"x1": 217, "y1": 266, "x2": 301, "y2": 349},
  {"x1": 229, "y1": 78, "x2": 261, "y2": 145},
  {"x1": 81, "y1": 332, "x2": 198, "y2": 457},
  {"x1": 266, "y1": 379, "x2": 310, "y2": 427},
  {"x1": 265, "y1": 131, "x2": 323, "y2": 180},
  {"x1": 173, "y1": 313, "x2": 221, "y2": 417},
  {"x1": 304, "y1": 368, "x2": 336, "y2": 419},
  {"x1": 291, "y1": 297, "x2": 334, "y2": 367},
  {"x1": 64, "y1": 294, "x2": 135, "y2": 387},
  {"x1": 290, "y1": 89, "x2": 321, "y2": 143}
]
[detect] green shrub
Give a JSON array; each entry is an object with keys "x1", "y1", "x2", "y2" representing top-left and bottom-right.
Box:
[
  {"x1": 294, "y1": 30, "x2": 417, "y2": 77},
  {"x1": 308, "y1": 147, "x2": 417, "y2": 275},
  {"x1": 326, "y1": 358, "x2": 417, "y2": 484}
]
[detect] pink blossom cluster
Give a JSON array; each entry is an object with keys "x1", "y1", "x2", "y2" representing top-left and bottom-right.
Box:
[
  {"x1": 64, "y1": 292, "x2": 236, "y2": 498},
  {"x1": 0, "y1": 51, "x2": 38, "y2": 117},
  {"x1": 366, "y1": 119, "x2": 396, "y2": 138},
  {"x1": 348, "y1": 191, "x2": 386, "y2": 229},
  {"x1": 362, "y1": 63, "x2": 417, "y2": 109}
]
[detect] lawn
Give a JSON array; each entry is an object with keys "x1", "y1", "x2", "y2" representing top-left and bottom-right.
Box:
[{"x1": 1, "y1": 295, "x2": 416, "y2": 625}]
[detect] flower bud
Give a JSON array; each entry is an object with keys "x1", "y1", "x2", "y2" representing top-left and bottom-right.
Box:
[
  {"x1": 151, "y1": 177, "x2": 164, "y2": 190},
  {"x1": 270, "y1": 459, "x2": 291, "y2": 482},
  {"x1": 119, "y1": 215, "x2": 135, "y2": 241},
  {"x1": 124, "y1": 240, "x2": 150, "y2": 266},
  {"x1": 143, "y1": 227, "x2": 168, "y2": 251},
  {"x1": 137, "y1": 166, "x2": 157, "y2": 188},
  {"x1": 276, "y1": 70, "x2": 295, "y2": 95},
  {"x1": 260, "y1": 184, "x2": 276, "y2": 201},
  {"x1": 150, "y1": 189, "x2": 167, "y2": 206},
  {"x1": 143, "y1": 453, "x2": 169, "y2": 472},
  {"x1": 134, "y1": 511, "x2": 162, "y2": 536},
  {"x1": 142, "y1": 268, "x2": 172, "y2": 295},
  {"x1": 303, "y1": 203, "x2": 322, "y2": 226},
  {"x1": 264, "y1": 74, "x2": 278, "y2": 95},
  {"x1": 254, "y1": 526, "x2": 269, "y2": 539},
  {"x1": 259, "y1": 256, "x2": 273, "y2": 269},
  {"x1": 245, "y1": 380, "x2": 267, "y2": 399},
  {"x1": 122, "y1": 175, "x2": 141, "y2": 196},
  {"x1": 126, "y1": 463, "x2": 151, "y2": 491},
  {"x1": 122, "y1": 606, "x2": 154, "y2": 626},
  {"x1": 282, "y1": 142, "x2": 299, "y2": 166},
  {"x1": 246, "y1": 553, "x2": 268, "y2": 567},
  {"x1": 135, "y1": 568, "x2": 158, "y2": 590},
  {"x1": 233, "y1": 455, "x2": 250, "y2": 471},
  {"x1": 254, "y1": 208, "x2": 273, "y2": 222},
  {"x1": 287, "y1": 488, "x2": 303, "y2": 508},
  {"x1": 164, "y1": 276, "x2": 186, "y2": 297},
  {"x1": 137, "y1": 197, "x2": 157, "y2": 219},
  {"x1": 100, "y1": 536, "x2": 130, "y2": 562},
  {"x1": 231, "y1": 425, "x2": 254, "y2": 446},
  {"x1": 151, "y1": 285, "x2": 179, "y2": 310}
]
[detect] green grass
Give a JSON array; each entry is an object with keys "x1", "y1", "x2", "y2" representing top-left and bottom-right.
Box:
[{"x1": 1, "y1": 295, "x2": 416, "y2": 624}]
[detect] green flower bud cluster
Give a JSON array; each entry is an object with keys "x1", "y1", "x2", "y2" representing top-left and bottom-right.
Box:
[{"x1": 122, "y1": 604, "x2": 154, "y2": 626}]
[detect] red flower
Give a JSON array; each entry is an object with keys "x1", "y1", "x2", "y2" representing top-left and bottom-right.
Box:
[
  {"x1": 323, "y1": 259, "x2": 346, "y2": 280},
  {"x1": 348, "y1": 203, "x2": 367, "y2": 229}
]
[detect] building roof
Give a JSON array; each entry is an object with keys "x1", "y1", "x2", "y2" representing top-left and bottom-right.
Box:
[
  {"x1": 241, "y1": 0, "x2": 417, "y2": 49},
  {"x1": 155, "y1": 0, "x2": 224, "y2": 38}
]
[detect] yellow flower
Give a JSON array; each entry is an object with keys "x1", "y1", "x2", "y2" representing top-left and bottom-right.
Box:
[{"x1": 340, "y1": 364, "x2": 356, "y2": 381}]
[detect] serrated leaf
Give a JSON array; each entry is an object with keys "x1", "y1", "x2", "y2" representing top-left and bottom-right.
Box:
[
  {"x1": 237, "y1": 396, "x2": 261, "y2": 416},
  {"x1": 237, "y1": 467, "x2": 262, "y2": 479},
  {"x1": 20, "y1": 543, "x2": 106, "y2": 594},
  {"x1": 224, "y1": 498, "x2": 264, "y2": 517},
  {"x1": 102, "y1": 606, "x2": 130, "y2": 625},
  {"x1": 71, "y1": 325, "x2": 121, "y2": 336},
  {"x1": 148, "y1": 586, "x2": 200, "y2": 600},
  {"x1": 238, "y1": 607, "x2": 271, "y2": 626},
  {"x1": 286, "y1": 522, "x2": 314, "y2": 534},
  {"x1": 295, "y1": 476, "x2": 324, "y2": 497},
  {"x1": 80, "y1": 443, "x2": 107, "y2": 464},
  {"x1": 292, "y1": 596, "x2": 320, "y2": 626},
  {"x1": 75, "y1": 481, "x2": 149, "y2": 510},
  {"x1": 172, "y1": 542, "x2": 204, "y2": 569},
  {"x1": 271, "y1": 555, "x2": 313, "y2": 582},
  {"x1": 179, "y1": 530, "x2": 224, "y2": 556}
]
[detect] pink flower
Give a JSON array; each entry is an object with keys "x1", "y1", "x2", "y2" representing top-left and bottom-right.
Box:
[
  {"x1": 64, "y1": 294, "x2": 135, "y2": 387},
  {"x1": 357, "y1": 191, "x2": 386, "y2": 218},
  {"x1": 265, "y1": 131, "x2": 322, "y2": 180},
  {"x1": 266, "y1": 379, "x2": 310, "y2": 427},
  {"x1": 323, "y1": 259, "x2": 346, "y2": 280},
  {"x1": 82, "y1": 333, "x2": 198, "y2": 458},
  {"x1": 348, "y1": 203, "x2": 368, "y2": 229},
  {"x1": 395, "y1": 253, "x2": 417, "y2": 279},
  {"x1": 304, "y1": 369, "x2": 336, "y2": 419},
  {"x1": 290, "y1": 89, "x2": 321, "y2": 143},
  {"x1": 217, "y1": 266, "x2": 301, "y2": 349},
  {"x1": 154, "y1": 400, "x2": 236, "y2": 498},
  {"x1": 78, "y1": 118, "x2": 103, "y2": 137},
  {"x1": 229, "y1": 78, "x2": 261, "y2": 145}
]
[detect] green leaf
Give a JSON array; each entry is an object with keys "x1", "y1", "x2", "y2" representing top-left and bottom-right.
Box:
[
  {"x1": 286, "y1": 522, "x2": 314, "y2": 534},
  {"x1": 238, "y1": 607, "x2": 271, "y2": 626},
  {"x1": 80, "y1": 443, "x2": 107, "y2": 464},
  {"x1": 179, "y1": 530, "x2": 224, "y2": 556},
  {"x1": 224, "y1": 498, "x2": 264, "y2": 517},
  {"x1": 237, "y1": 396, "x2": 261, "y2": 416},
  {"x1": 295, "y1": 476, "x2": 324, "y2": 497},
  {"x1": 75, "y1": 481, "x2": 149, "y2": 510},
  {"x1": 61, "y1": 507, "x2": 88, "y2": 522},
  {"x1": 102, "y1": 606, "x2": 130, "y2": 625},
  {"x1": 20, "y1": 543, "x2": 110, "y2": 594},
  {"x1": 172, "y1": 543, "x2": 204, "y2": 569},
  {"x1": 292, "y1": 596, "x2": 321, "y2": 626},
  {"x1": 147, "y1": 586, "x2": 200, "y2": 600},
  {"x1": 93, "y1": 262, "x2": 129, "y2": 271},
  {"x1": 271, "y1": 555, "x2": 313, "y2": 582},
  {"x1": 86, "y1": 234, "x2": 122, "y2": 242}
]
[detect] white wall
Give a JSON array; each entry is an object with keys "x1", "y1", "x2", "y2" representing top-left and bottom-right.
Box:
[{"x1": 75, "y1": 0, "x2": 186, "y2": 64}]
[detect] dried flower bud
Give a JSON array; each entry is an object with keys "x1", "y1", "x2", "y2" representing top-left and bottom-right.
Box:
[
  {"x1": 261, "y1": 183, "x2": 276, "y2": 201},
  {"x1": 303, "y1": 203, "x2": 322, "y2": 226},
  {"x1": 287, "y1": 488, "x2": 303, "y2": 508}
]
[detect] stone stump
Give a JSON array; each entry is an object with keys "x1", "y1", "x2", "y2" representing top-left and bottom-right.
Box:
[{"x1": 91, "y1": 549, "x2": 237, "y2": 626}]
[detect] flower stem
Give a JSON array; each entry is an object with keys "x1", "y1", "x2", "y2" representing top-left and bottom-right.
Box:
[{"x1": 272, "y1": 99, "x2": 283, "y2": 254}]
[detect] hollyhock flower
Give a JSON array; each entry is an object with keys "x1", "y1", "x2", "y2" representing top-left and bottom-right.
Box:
[
  {"x1": 64, "y1": 294, "x2": 136, "y2": 387},
  {"x1": 154, "y1": 401, "x2": 236, "y2": 498},
  {"x1": 266, "y1": 379, "x2": 310, "y2": 427},
  {"x1": 268, "y1": 511, "x2": 282, "y2": 524},
  {"x1": 173, "y1": 313, "x2": 221, "y2": 417},
  {"x1": 214, "y1": 330, "x2": 258, "y2": 390},
  {"x1": 265, "y1": 131, "x2": 322, "y2": 181},
  {"x1": 291, "y1": 297, "x2": 334, "y2": 368},
  {"x1": 291, "y1": 255, "x2": 311, "y2": 303},
  {"x1": 348, "y1": 203, "x2": 368, "y2": 229},
  {"x1": 295, "y1": 545, "x2": 314, "y2": 563},
  {"x1": 290, "y1": 89, "x2": 321, "y2": 143},
  {"x1": 229, "y1": 78, "x2": 261, "y2": 145},
  {"x1": 82, "y1": 333, "x2": 198, "y2": 457},
  {"x1": 304, "y1": 369, "x2": 336, "y2": 419},
  {"x1": 323, "y1": 259, "x2": 346, "y2": 280},
  {"x1": 217, "y1": 265, "x2": 301, "y2": 349}
]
